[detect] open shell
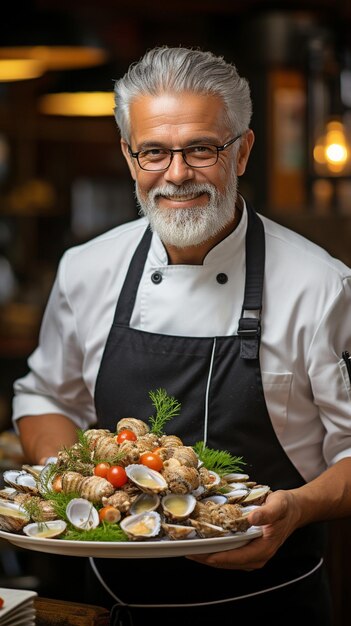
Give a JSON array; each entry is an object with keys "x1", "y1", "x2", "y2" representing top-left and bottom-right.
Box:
[
  {"x1": 66, "y1": 498, "x2": 99, "y2": 530},
  {"x1": 23, "y1": 519, "x2": 67, "y2": 538},
  {"x1": 125, "y1": 464, "x2": 168, "y2": 494},
  {"x1": 0, "y1": 499, "x2": 30, "y2": 532},
  {"x1": 161, "y1": 493, "x2": 196, "y2": 521},
  {"x1": 242, "y1": 485, "x2": 271, "y2": 506},
  {"x1": 120, "y1": 511, "x2": 161, "y2": 540},
  {"x1": 3, "y1": 470, "x2": 38, "y2": 494},
  {"x1": 129, "y1": 493, "x2": 160, "y2": 515},
  {"x1": 161, "y1": 523, "x2": 197, "y2": 540}
]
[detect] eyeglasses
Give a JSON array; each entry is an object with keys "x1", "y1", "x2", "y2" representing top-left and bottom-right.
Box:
[{"x1": 128, "y1": 133, "x2": 243, "y2": 172}]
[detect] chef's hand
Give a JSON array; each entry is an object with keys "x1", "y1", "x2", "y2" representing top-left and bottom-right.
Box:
[{"x1": 187, "y1": 489, "x2": 300, "y2": 570}]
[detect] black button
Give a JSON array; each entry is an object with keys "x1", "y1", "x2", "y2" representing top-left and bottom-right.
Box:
[
  {"x1": 216, "y1": 273, "x2": 228, "y2": 284},
  {"x1": 151, "y1": 271, "x2": 163, "y2": 284}
]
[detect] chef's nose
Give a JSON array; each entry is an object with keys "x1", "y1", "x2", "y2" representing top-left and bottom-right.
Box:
[{"x1": 163, "y1": 152, "x2": 195, "y2": 185}]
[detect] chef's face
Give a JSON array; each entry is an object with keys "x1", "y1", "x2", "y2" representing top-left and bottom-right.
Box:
[{"x1": 121, "y1": 92, "x2": 253, "y2": 247}]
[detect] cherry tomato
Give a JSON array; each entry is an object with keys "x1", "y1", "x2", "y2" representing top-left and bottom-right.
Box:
[
  {"x1": 0, "y1": 597, "x2": 3, "y2": 608},
  {"x1": 99, "y1": 505, "x2": 120, "y2": 524},
  {"x1": 116, "y1": 429, "x2": 137, "y2": 444},
  {"x1": 94, "y1": 462, "x2": 110, "y2": 479},
  {"x1": 140, "y1": 452, "x2": 163, "y2": 472},
  {"x1": 106, "y1": 465, "x2": 128, "y2": 487}
]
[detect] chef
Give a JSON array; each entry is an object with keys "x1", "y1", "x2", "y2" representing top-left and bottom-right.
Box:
[{"x1": 12, "y1": 46, "x2": 351, "y2": 626}]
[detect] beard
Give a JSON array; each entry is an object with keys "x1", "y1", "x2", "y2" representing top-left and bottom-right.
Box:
[{"x1": 135, "y1": 172, "x2": 238, "y2": 248}]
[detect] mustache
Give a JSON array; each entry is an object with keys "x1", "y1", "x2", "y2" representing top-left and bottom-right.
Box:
[{"x1": 147, "y1": 182, "x2": 218, "y2": 202}]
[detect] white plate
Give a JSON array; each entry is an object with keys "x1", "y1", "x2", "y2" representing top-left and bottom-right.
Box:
[{"x1": 0, "y1": 526, "x2": 262, "y2": 558}]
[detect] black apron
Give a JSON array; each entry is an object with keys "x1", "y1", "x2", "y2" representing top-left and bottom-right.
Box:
[{"x1": 92, "y1": 203, "x2": 331, "y2": 625}]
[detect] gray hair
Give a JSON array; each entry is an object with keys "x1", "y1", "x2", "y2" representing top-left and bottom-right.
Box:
[{"x1": 114, "y1": 46, "x2": 252, "y2": 141}]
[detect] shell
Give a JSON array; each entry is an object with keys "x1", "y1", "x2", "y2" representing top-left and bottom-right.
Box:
[
  {"x1": 209, "y1": 503, "x2": 247, "y2": 531},
  {"x1": 79, "y1": 476, "x2": 114, "y2": 504},
  {"x1": 201, "y1": 495, "x2": 227, "y2": 506},
  {"x1": 159, "y1": 435, "x2": 183, "y2": 448},
  {"x1": 66, "y1": 498, "x2": 99, "y2": 530},
  {"x1": 161, "y1": 523, "x2": 197, "y2": 540},
  {"x1": 223, "y1": 473, "x2": 250, "y2": 483},
  {"x1": 94, "y1": 435, "x2": 120, "y2": 462},
  {"x1": 189, "y1": 519, "x2": 229, "y2": 538},
  {"x1": 161, "y1": 463, "x2": 200, "y2": 494},
  {"x1": 125, "y1": 464, "x2": 168, "y2": 494},
  {"x1": 129, "y1": 493, "x2": 160, "y2": 515},
  {"x1": 224, "y1": 488, "x2": 250, "y2": 504},
  {"x1": 167, "y1": 446, "x2": 199, "y2": 468},
  {"x1": 118, "y1": 441, "x2": 143, "y2": 466},
  {"x1": 120, "y1": 511, "x2": 161, "y2": 540},
  {"x1": 161, "y1": 493, "x2": 196, "y2": 521},
  {"x1": 198, "y1": 467, "x2": 222, "y2": 492},
  {"x1": 23, "y1": 519, "x2": 67, "y2": 538},
  {"x1": 102, "y1": 491, "x2": 132, "y2": 513},
  {"x1": 0, "y1": 499, "x2": 30, "y2": 532},
  {"x1": 61, "y1": 471, "x2": 84, "y2": 494},
  {"x1": 84, "y1": 429, "x2": 111, "y2": 449},
  {"x1": 116, "y1": 418, "x2": 150, "y2": 437},
  {"x1": 242, "y1": 485, "x2": 271, "y2": 506},
  {"x1": 3, "y1": 470, "x2": 38, "y2": 494}
]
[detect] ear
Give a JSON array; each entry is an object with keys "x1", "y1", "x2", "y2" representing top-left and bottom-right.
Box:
[
  {"x1": 121, "y1": 139, "x2": 137, "y2": 181},
  {"x1": 236, "y1": 130, "x2": 255, "y2": 176}
]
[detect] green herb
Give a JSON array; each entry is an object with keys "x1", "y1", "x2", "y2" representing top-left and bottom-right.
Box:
[
  {"x1": 193, "y1": 441, "x2": 246, "y2": 477},
  {"x1": 64, "y1": 522, "x2": 129, "y2": 542},
  {"x1": 148, "y1": 388, "x2": 181, "y2": 436},
  {"x1": 21, "y1": 496, "x2": 45, "y2": 522},
  {"x1": 43, "y1": 490, "x2": 81, "y2": 521}
]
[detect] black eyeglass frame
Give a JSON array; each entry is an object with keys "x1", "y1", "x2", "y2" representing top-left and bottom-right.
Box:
[{"x1": 128, "y1": 133, "x2": 243, "y2": 171}]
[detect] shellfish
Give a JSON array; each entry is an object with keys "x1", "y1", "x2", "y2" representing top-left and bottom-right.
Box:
[
  {"x1": 120, "y1": 511, "x2": 161, "y2": 540},
  {"x1": 66, "y1": 498, "x2": 99, "y2": 530},
  {"x1": 125, "y1": 464, "x2": 168, "y2": 494},
  {"x1": 23, "y1": 519, "x2": 67, "y2": 538}
]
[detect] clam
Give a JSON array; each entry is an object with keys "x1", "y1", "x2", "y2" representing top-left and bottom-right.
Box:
[
  {"x1": 223, "y1": 488, "x2": 250, "y2": 504},
  {"x1": 120, "y1": 511, "x2": 161, "y2": 540},
  {"x1": 129, "y1": 493, "x2": 160, "y2": 515},
  {"x1": 201, "y1": 494, "x2": 227, "y2": 505},
  {"x1": 23, "y1": 519, "x2": 67, "y2": 538},
  {"x1": 116, "y1": 418, "x2": 150, "y2": 437},
  {"x1": 161, "y1": 493, "x2": 196, "y2": 521},
  {"x1": 0, "y1": 499, "x2": 30, "y2": 532},
  {"x1": 3, "y1": 470, "x2": 38, "y2": 494},
  {"x1": 161, "y1": 523, "x2": 197, "y2": 540},
  {"x1": 223, "y1": 473, "x2": 250, "y2": 483},
  {"x1": 125, "y1": 464, "x2": 168, "y2": 494},
  {"x1": 189, "y1": 519, "x2": 229, "y2": 538},
  {"x1": 66, "y1": 498, "x2": 99, "y2": 530}
]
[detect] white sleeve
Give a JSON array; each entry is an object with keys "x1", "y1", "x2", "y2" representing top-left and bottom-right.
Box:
[
  {"x1": 308, "y1": 276, "x2": 351, "y2": 465},
  {"x1": 12, "y1": 252, "x2": 97, "y2": 433}
]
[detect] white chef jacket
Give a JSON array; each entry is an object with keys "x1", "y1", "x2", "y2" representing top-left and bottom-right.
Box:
[{"x1": 12, "y1": 200, "x2": 351, "y2": 482}]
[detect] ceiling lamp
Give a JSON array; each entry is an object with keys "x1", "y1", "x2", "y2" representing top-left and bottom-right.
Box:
[
  {"x1": 313, "y1": 119, "x2": 351, "y2": 175},
  {"x1": 38, "y1": 91, "x2": 114, "y2": 117},
  {"x1": 0, "y1": 58, "x2": 45, "y2": 82},
  {"x1": 0, "y1": 6, "x2": 108, "y2": 75}
]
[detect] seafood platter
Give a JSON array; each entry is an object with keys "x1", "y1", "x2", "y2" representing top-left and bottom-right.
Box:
[{"x1": 0, "y1": 391, "x2": 269, "y2": 557}]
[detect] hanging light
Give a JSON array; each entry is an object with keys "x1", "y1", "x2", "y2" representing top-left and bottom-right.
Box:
[
  {"x1": 313, "y1": 119, "x2": 351, "y2": 175},
  {"x1": 0, "y1": 58, "x2": 45, "y2": 82},
  {"x1": 38, "y1": 91, "x2": 114, "y2": 117}
]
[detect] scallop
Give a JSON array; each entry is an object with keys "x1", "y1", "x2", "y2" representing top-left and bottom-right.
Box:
[
  {"x1": 66, "y1": 498, "x2": 99, "y2": 530},
  {"x1": 129, "y1": 493, "x2": 160, "y2": 515},
  {"x1": 125, "y1": 464, "x2": 168, "y2": 494},
  {"x1": 0, "y1": 499, "x2": 30, "y2": 532},
  {"x1": 23, "y1": 519, "x2": 67, "y2": 539},
  {"x1": 120, "y1": 511, "x2": 161, "y2": 540},
  {"x1": 161, "y1": 493, "x2": 196, "y2": 521},
  {"x1": 116, "y1": 418, "x2": 150, "y2": 437}
]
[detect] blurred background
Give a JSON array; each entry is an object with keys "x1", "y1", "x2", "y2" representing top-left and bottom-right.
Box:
[{"x1": 0, "y1": 0, "x2": 350, "y2": 622}]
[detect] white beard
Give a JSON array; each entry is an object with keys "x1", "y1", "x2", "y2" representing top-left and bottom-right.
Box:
[{"x1": 135, "y1": 174, "x2": 238, "y2": 248}]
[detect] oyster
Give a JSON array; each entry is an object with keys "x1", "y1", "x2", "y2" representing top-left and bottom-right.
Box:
[
  {"x1": 161, "y1": 493, "x2": 196, "y2": 521},
  {"x1": 120, "y1": 511, "x2": 161, "y2": 540},
  {"x1": 66, "y1": 498, "x2": 99, "y2": 530},
  {"x1": 189, "y1": 519, "x2": 229, "y2": 538},
  {"x1": 242, "y1": 485, "x2": 271, "y2": 506},
  {"x1": 125, "y1": 464, "x2": 168, "y2": 494},
  {"x1": 23, "y1": 519, "x2": 67, "y2": 538},
  {"x1": 0, "y1": 499, "x2": 30, "y2": 532},
  {"x1": 129, "y1": 493, "x2": 160, "y2": 515}
]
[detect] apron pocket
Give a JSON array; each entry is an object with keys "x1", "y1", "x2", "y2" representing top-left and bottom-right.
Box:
[{"x1": 261, "y1": 371, "x2": 293, "y2": 437}]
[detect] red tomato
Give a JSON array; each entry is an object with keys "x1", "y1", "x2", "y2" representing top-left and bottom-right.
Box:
[
  {"x1": 99, "y1": 505, "x2": 120, "y2": 524},
  {"x1": 94, "y1": 462, "x2": 110, "y2": 478},
  {"x1": 106, "y1": 465, "x2": 128, "y2": 487},
  {"x1": 0, "y1": 597, "x2": 4, "y2": 608},
  {"x1": 140, "y1": 452, "x2": 163, "y2": 472},
  {"x1": 116, "y1": 429, "x2": 137, "y2": 443}
]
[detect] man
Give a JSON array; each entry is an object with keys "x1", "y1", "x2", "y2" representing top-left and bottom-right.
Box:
[{"x1": 12, "y1": 46, "x2": 351, "y2": 625}]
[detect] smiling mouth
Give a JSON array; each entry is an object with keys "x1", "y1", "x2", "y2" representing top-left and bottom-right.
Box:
[{"x1": 158, "y1": 192, "x2": 206, "y2": 202}]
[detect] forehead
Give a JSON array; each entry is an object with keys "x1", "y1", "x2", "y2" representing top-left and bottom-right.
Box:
[{"x1": 128, "y1": 92, "x2": 228, "y2": 146}]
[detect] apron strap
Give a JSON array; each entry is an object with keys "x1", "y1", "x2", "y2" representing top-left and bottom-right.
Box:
[{"x1": 237, "y1": 202, "x2": 265, "y2": 360}]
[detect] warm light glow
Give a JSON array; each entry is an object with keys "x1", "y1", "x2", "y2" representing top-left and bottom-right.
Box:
[
  {"x1": 38, "y1": 92, "x2": 115, "y2": 117},
  {"x1": 0, "y1": 58, "x2": 45, "y2": 81},
  {"x1": 0, "y1": 46, "x2": 107, "y2": 70},
  {"x1": 313, "y1": 120, "x2": 351, "y2": 174}
]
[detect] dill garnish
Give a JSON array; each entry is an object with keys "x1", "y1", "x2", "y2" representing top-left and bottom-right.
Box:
[
  {"x1": 64, "y1": 523, "x2": 129, "y2": 542},
  {"x1": 148, "y1": 388, "x2": 181, "y2": 436},
  {"x1": 22, "y1": 497, "x2": 45, "y2": 523},
  {"x1": 43, "y1": 491, "x2": 81, "y2": 521},
  {"x1": 193, "y1": 441, "x2": 246, "y2": 477}
]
